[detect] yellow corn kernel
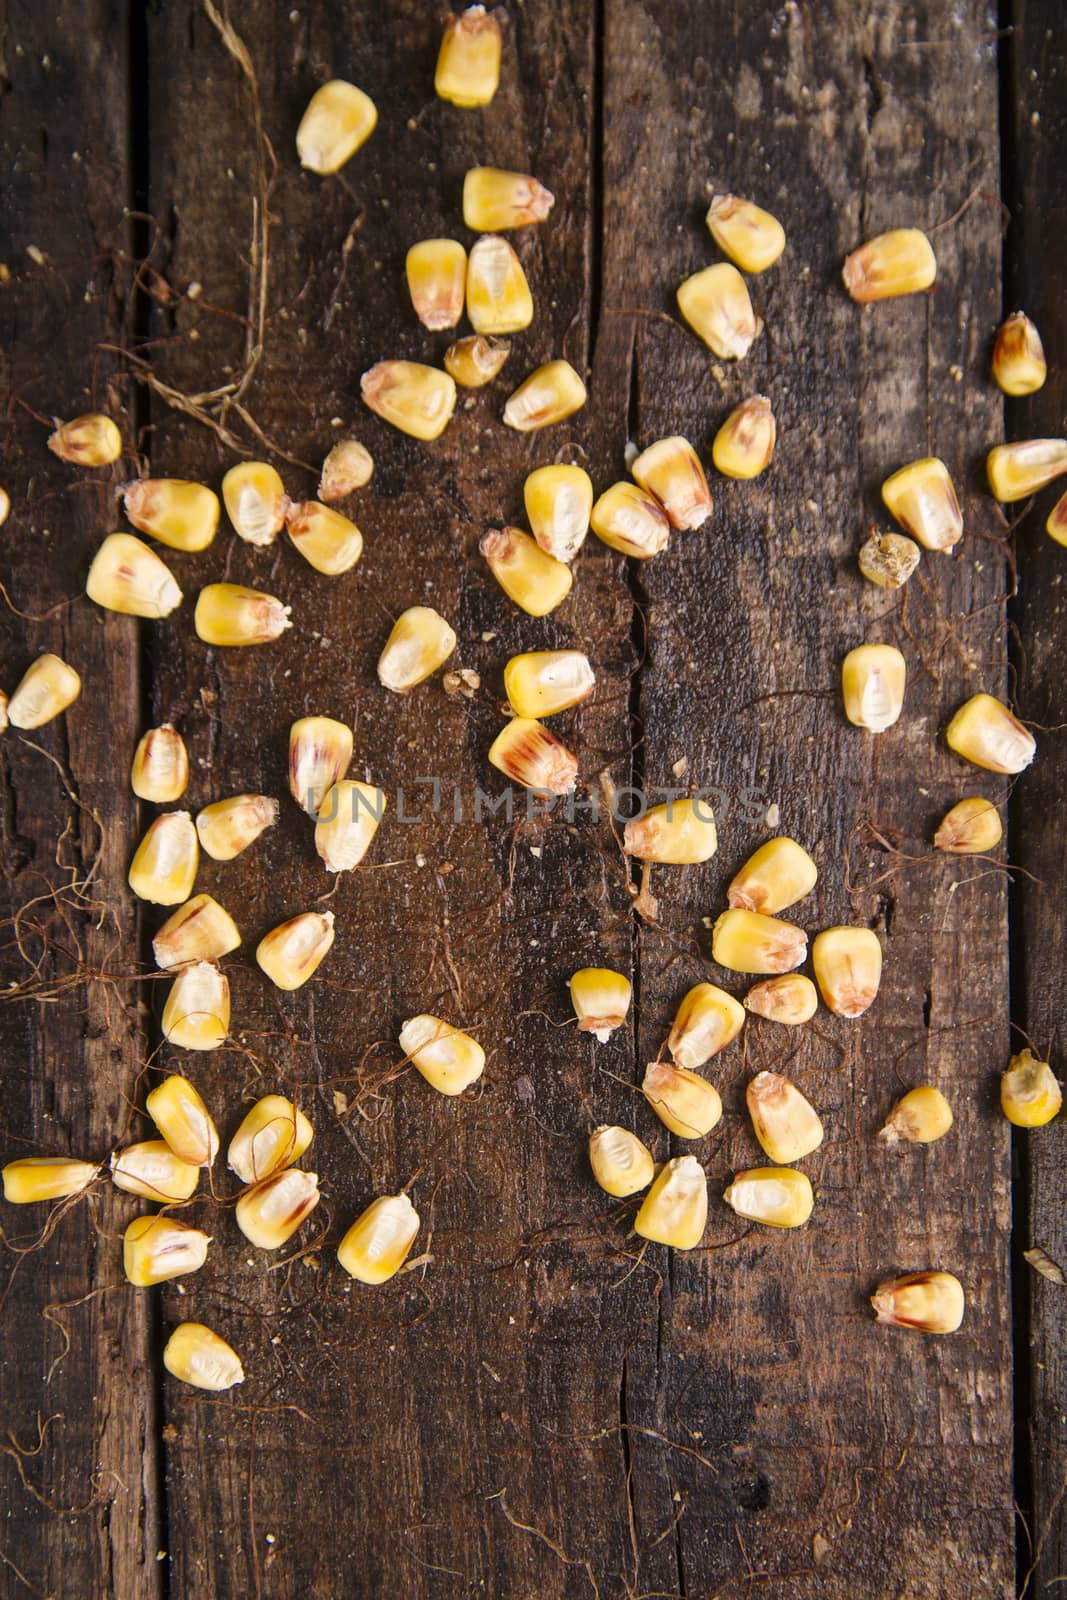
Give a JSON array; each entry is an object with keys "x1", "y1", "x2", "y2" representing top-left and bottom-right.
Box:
[
  {"x1": 444, "y1": 334, "x2": 511, "y2": 389},
  {"x1": 631, "y1": 437, "x2": 713, "y2": 531},
  {"x1": 194, "y1": 583, "x2": 291, "y2": 646},
  {"x1": 128, "y1": 811, "x2": 198, "y2": 905},
  {"x1": 569, "y1": 967, "x2": 632, "y2": 1042},
  {"x1": 987, "y1": 438, "x2": 1067, "y2": 503},
  {"x1": 881, "y1": 457, "x2": 962, "y2": 552},
  {"x1": 879, "y1": 1085, "x2": 953, "y2": 1145},
  {"x1": 712, "y1": 396, "x2": 776, "y2": 479},
  {"x1": 378, "y1": 606, "x2": 457, "y2": 692},
  {"x1": 0, "y1": 692, "x2": 8, "y2": 733},
  {"x1": 934, "y1": 797, "x2": 1002, "y2": 855},
  {"x1": 122, "y1": 478, "x2": 219, "y2": 553},
  {"x1": 1001, "y1": 1048, "x2": 1062, "y2": 1128},
  {"x1": 338, "y1": 1192, "x2": 420, "y2": 1283},
  {"x1": 706, "y1": 192, "x2": 786, "y2": 273},
  {"x1": 2, "y1": 1156, "x2": 98, "y2": 1204},
  {"x1": 146, "y1": 1075, "x2": 219, "y2": 1166},
  {"x1": 284, "y1": 500, "x2": 363, "y2": 576},
  {"x1": 728, "y1": 836, "x2": 817, "y2": 915},
  {"x1": 643, "y1": 1061, "x2": 723, "y2": 1139},
  {"x1": 462, "y1": 166, "x2": 555, "y2": 231},
  {"x1": 161, "y1": 961, "x2": 230, "y2": 1052},
  {"x1": 236, "y1": 1168, "x2": 321, "y2": 1250},
  {"x1": 400, "y1": 1014, "x2": 485, "y2": 1096},
  {"x1": 591, "y1": 481, "x2": 671, "y2": 559},
  {"x1": 435, "y1": 5, "x2": 501, "y2": 105},
  {"x1": 319, "y1": 440, "x2": 373, "y2": 501},
  {"x1": 296, "y1": 80, "x2": 377, "y2": 173},
  {"x1": 163, "y1": 1323, "x2": 244, "y2": 1391},
  {"x1": 811, "y1": 926, "x2": 882, "y2": 1018},
  {"x1": 48, "y1": 412, "x2": 122, "y2": 466},
  {"x1": 1047, "y1": 490, "x2": 1067, "y2": 547},
  {"x1": 858, "y1": 530, "x2": 921, "y2": 589},
  {"x1": 841, "y1": 643, "x2": 906, "y2": 733},
  {"x1": 634, "y1": 1155, "x2": 707, "y2": 1249},
  {"x1": 131, "y1": 724, "x2": 188, "y2": 802},
  {"x1": 677, "y1": 263, "x2": 761, "y2": 359},
  {"x1": 668, "y1": 983, "x2": 745, "y2": 1069},
  {"x1": 361, "y1": 360, "x2": 457, "y2": 441},
  {"x1": 466, "y1": 236, "x2": 534, "y2": 334},
  {"x1": 992, "y1": 311, "x2": 1046, "y2": 396},
  {"x1": 256, "y1": 911, "x2": 336, "y2": 991},
  {"x1": 504, "y1": 650, "x2": 595, "y2": 718},
  {"x1": 153, "y1": 894, "x2": 240, "y2": 971},
  {"x1": 724, "y1": 1165, "x2": 813, "y2": 1228},
  {"x1": 124, "y1": 1215, "x2": 210, "y2": 1287},
  {"x1": 0, "y1": 488, "x2": 10, "y2": 526},
  {"x1": 86, "y1": 532, "x2": 182, "y2": 619},
  {"x1": 744, "y1": 974, "x2": 818, "y2": 1026},
  {"x1": 196, "y1": 794, "x2": 278, "y2": 862},
  {"x1": 228, "y1": 1096, "x2": 314, "y2": 1186},
  {"x1": 289, "y1": 717, "x2": 353, "y2": 815},
  {"x1": 524, "y1": 464, "x2": 593, "y2": 561},
  {"x1": 488, "y1": 716, "x2": 578, "y2": 794},
  {"x1": 623, "y1": 797, "x2": 717, "y2": 864},
  {"x1": 110, "y1": 1141, "x2": 200, "y2": 1203},
  {"x1": 315, "y1": 780, "x2": 386, "y2": 872},
  {"x1": 7, "y1": 654, "x2": 81, "y2": 729},
  {"x1": 504, "y1": 360, "x2": 587, "y2": 432},
  {"x1": 588, "y1": 1125, "x2": 654, "y2": 1198},
  {"x1": 480, "y1": 526, "x2": 573, "y2": 615},
  {"x1": 405, "y1": 239, "x2": 467, "y2": 331},
  {"x1": 746, "y1": 1071, "x2": 823, "y2": 1164},
  {"x1": 945, "y1": 692, "x2": 1035, "y2": 774},
  {"x1": 712, "y1": 908, "x2": 807, "y2": 974},
  {"x1": 222, "y1": 461, "x2": 288, "y2": 546},
  {"x1": 871, "y1": 1271, "x2": 964, "y2": 1333},
  {"x1": 842, "y1": 229, "x2": 936, "y2": 302}
]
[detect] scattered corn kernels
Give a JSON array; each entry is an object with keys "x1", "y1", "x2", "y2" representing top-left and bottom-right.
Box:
[
  {"x1": 634, "y1": 1156, "x2": 707, "y2": 1249},
  {"x1": 881, "y1": 458, "x2": 962, "y2": 551},
  {"x1": 723, "y1": 1165, "x2": 813, "y2": 1228},
  {"x1": 858, "y1": 530, "x2": 921, "y2": 589},
  {"x1": 480, "y1": 527, "x2": 573, "y2": 616},
  {"x1": 987, "y1": 438, "x2": 1067, "y2": 502},
  {"x1": 221, "y1": 461, "x2": 288, "y2": 546},
  {"x1": 713, "y1": 909, "x2": 807, "y2": 974},
  {"x1": 569, "y1": 967, "x2": 632, "y2": 1042},
  {"x1": 319, "y1": 440, "x2": 373, "y2": 501},
  {"x1": 712, "y1": 396, "x2": 776, "y2": 479},
  {"x1": 728, "y1": 836, "x2": 817, "y2": 914},
  {"x1": 289, "y1": 716, "x2": 353, "y2": 816},
  {"x1": 315, "y1": 780, "x2": 386, "y2": 873},
  {"x1": 879, "y1": 1086, "x2": 953, "y2": 1144},
  {"x1": 504, "y1": 650, "x2": 594, "y2": 718},
  {"x1": 399, "y1": 1015, "x2": 485, "y2": 1096},
  {"x1": 591, "y1": 481, "x2": 670, "y2": 559},
  {"x1": 871, "y1": 1271, "x2": 964, "y2": 1333},
  {"x1": 405, "y1": 238, "x2": 467, "y2": 330},
  {"x1": 463, "y1": 166, "x2": 554, "y2": 231},
  {"x1": 153, "y1": 893, "x2": 240, "y2": 970},
  {"x1": 631, "y1": 436, "x2": 713, "y2": 531},
  {"x1": 992, "y1": 311, "x2": 1046, "y2": 396},
  {"x1": 338, "y1": 1192, "x2": 420, "y2": 1283},
  {"x1": 128, "y1": 811, "x2": 198, "y2": 905},
  {"x1": 111, "y1": 1142, "x2": 199, "y2": 1203},
  {"x1": 378, "y1": 607, "x2": 457, "y2": 692},
  {"x1": 2, "y1": 1157, "x2": 98, "y2": 1204},
  {"x1": 945, "y1": 692, "x2": 1035, "y2": 774},
  {"x1": 841, "y1": 643, "x2": 907, "y2": 733},
  {"x1": 256, "y1": 911, "x2": 336, "y2": 990},
  {"x1": 161, "y1": 961, "x2": 230, "y2": 1052},
  {"x1": 811, "y1": 926, "x2": 882, "y2": 1018},
  {"x1": 146, "y1": 1075, "x2": 219, "y2": 1166},
  {"x1": 48, "y1": 412, "x2": 122, "y2": 466},
  {"x1": 744, "y1": 974, "x2": 818, "y2": 1025},
  {"x1": 668, "y1": 982, "x2": 745, "y2": 1069},
  {"x1": 163, "y1": 1323, "x2": 244, "y2": 1391},
  {"x1": 236, "y1": 1169, "x2": 321, "y2": 1250},
  {"x1": 361, "y1": 360, "x2": 457, "y2": 440},
  {"x1": 285, "y1": 500, "x2": 363, "y2": 576},
  {"x1": 444, "y1": 334, "x2": 511, "y2": 388},
  {"x1": 746, "y1": 1072, "x2": 823, "y2": 1164},
  {"x1": 588, "y1": 1126, "x2": 654, "y2": 1198},
  {"x1": 624, "y1": 797, "x2": 716, "y2": 863},
  {"x1": 466, "y1": 236, "x2": 533, "y2": 334},
  {"x1": 296, "y1": 80, "x2": 377, "y2": 173},
  {"x1": 504, "y1": 360, "x2": 587, "y2": 432},
  {"x1": 642, "y1": 1061, "x2": 723, "y2": 1139},
  {"x1": 934, "y1": 797, "x2": 1002, "y2": 855},
  {"x1": 228, "y1": 1096, "x2": 314, "y2": 1186},
  {"x1": 7, "y1": 654, "x2": 81, "y2": 729},
  {"x1": 488, "y1": 716, "x2": 578, "y2": 795},
  {"x1": 842, "y1": 229, "x2": 936, "y2": 301},
  {"x1": 677, "y1": 263, "x2": 761, "y2": 359},
  {"x1": 196, "y1": 794, "x2": 279, "y2": 861},
  {"x1": 124, "y1": 1215, "x2": 210, "y2": 1287},
  {"x1": 122, "y1": 478, "x2": 219, "y2": 553},
  {"x1": 1001, "y1": 1048, "x2": 1062, "y2": 1128},
  {"x1": 194, "y1": 583, "x2": 291, "y2": 646},
  {"x1": 524, "y1": 464, "x2": 593, "y2": 561},
  {"x1": 706, "y1": 192, "x2": 786, "y2": 272},
  {"x1": 86, "y1": 532, "x2": 182, "y2": 619},
  {"x1": 131, "y1": 724, "x2": 188, "y2": 802},
  {"x1": 434, "y1": 6, "x2": 501, "y2": 106}
]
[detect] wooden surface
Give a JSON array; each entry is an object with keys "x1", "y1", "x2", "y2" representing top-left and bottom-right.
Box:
[{"x1": 0, "y1": 1, "x2": 1062, "y2": 1595}]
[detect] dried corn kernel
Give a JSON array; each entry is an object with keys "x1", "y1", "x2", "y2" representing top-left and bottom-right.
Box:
[
  {"x1": 624, "y1": 797, "x2": 716, "y2": 864},
  {"x1": 163, "y1": 1323, "x2": 243, "y2": 1391},
  {"x1": 319, "y1": 440, "x2": 373, "y2": 501},
  {"x1": 712, "y1": 395, "x2": 776, "y2": 479},
  {"x1": 987, "y1": 438, "x2": 1067, "y2": 503},
  {"x1": 131, "y1": 724, "x2": 188, "y2": 802},
  {"x1": 236, "y1": 1168, "x2": 321, "y2": 1250},
  {"x1": 881, "y1": 458, "x2": 962, "y2": 552},
  {"x1": 634, "y1": 1155, "x2": 707, "y2": 1249},
  {"x1": 1001, "y1": 1048, "x2": 1062, "y2": 1128},
  {"x1": 146, "y1": 1075, "x2": 219, "y2": 1166},
  {"x1": 222, "y1": 461, "x2": 288, "y2": 546},
  {"x1": 724, "y1": 1165, "x2": 813, "y2": 1227},
  {"x1": 0, "y1": 692, "x2": 7, "y2": 734},
  {"x1": 284, "y1": 500, "x2": 363, "y2": 576},
  {"x1": 842, "y1": 229, "x2": 936, "y2": 301},
  {"x1": 706, "y1": 192, "x2": 786, "y2": 273},
  {"x1": 1047, "y1": 491, "x2": 1067, "y2": 548},
  {"x1": 728, "y1": 836, "x2": 817, "y2": 914},
  {"x1": 256, "y1": 911, "x2": 336, "y2": 991},
  {"x1": 297, "y1": 80, "x2": 377, "y2": 173},
  {"x1": 0, "y1": 488, "x2": 8, "y2": 526},
  {"x1": 463, "y1": 166, "x2": 555, "y2": 231},
  {"x1": 153, "y1": 893, "x2": 240, "y2": 970},
  {"x1": 124, "y1": 1215, "x2": 210, "y2": 1287},
  {"x1": 524, "y1": 464, "x2": 593, "y2": 561},
  {"x1": 86, "y1": 532, "x2": 182, "y2": 618},
  {"x1": 668, "y1": 982, "x2": 744, "y2": 1069},
  {"x1": 992, "y1": 312, "x2": 1046, "y2": 396},
  {"x1": 747, "y1": 1072, "x2": 823, "y2": 1164},
  {"x1": 569, "y1": 967, "x2": 631, "y2": 1042},
  {"x1": 744, "y1": 974, "x2": 818, "y2": 1025},
  {"x1": 48, "y1": 412, "x2": 122, "y2": 466},
  {"x1": 811, "y1": 926, "x2": 882, "y2": 1017},
  {"x1": 129, "y1": 811, "x2": 198, "y2": 905},
  {"x1": 466, "y1": 235, "x2": 533, "y2": 334},
  {"x1": 480, "y1": 526, "x2": 573, "y2": 615},
  {"x1": 194, "y1": 583, "x2": 291, "y2": 646},
  {"x1": 588, "y1": 1125, "x2": 654, "y2": 1198},
  {"x1": 631, "y1": 436, "x2": 713, "y2": 531},
  {"x1": 434, "y1": 6, "x2": 501, "y2": 106},
  {"x1": 504, "y1": 360, "x2": 587, "y2": 432},
  {"x1": 361, "y1": 360, "x2": 457, "y2": 441},
  {"x1": 945, "y1": 692, "x2": 1035, "y2": 774},
  {"x1": 858, "y1": 530, "x2": 921, "y2": 589},
  {"x1": 7, "y1": 654, "x2": 80, "y2": 729},
  {"x1": 111, "y1": 1141, "x2": 199, "y2": 1203},
  {"x1": 504, "y1": 650, "x2": 594, "y2": 718},
  {"x1": 677, "y1": 263, "x2": 761, "y2": 359},
  {"x1": 488, "y1": 716, "x2": 578, "y2": 795},
  {"x1": 338, "y1": 1192, "x2": 420, "y2": 1283},
  {"x1": 406, "y1": 239, "x2": 467, "y2": 330},
  {"x1": 289, "y1": 716, "x2": 353, "y2": 816},
  {"x1": 591, "y1": 481, "x2": 670, "y2": 559},
  {"x1": 712, "y1": 909, "x2": 807, "y2": 974},
  {"x1": 2, "y1": 1156, "x2": 98, "y2": 1204},
  {"x1": 934, "y1": 797, "x2": 1002, "y2": 855},
  {"x1": 871, "y1": 1271, "x2": 964, "y2": 1333},
  {"x1": 228, "y1": 1096, "x2": 313, "y2": 1186},
  {"x1": 196, "y1": 794, "x2": 278, "y2": 861},
  {"x1": 399, "y1": 1015, "x2": 485, "y2": 1096},
  {"x1": 378, "y1": 607, "x2": 457, "y2": 692},
  {"x1": 642, "y1": 1061, "x2": 722, "y2": 1139},
  {"x1": 841, "y1": 643, "x2": 906, "y2": 733},
  {"x1": 315, "y1": 780, "x2": 385, "y2": 872},
  {"x1": 122, "y1": 478, "x2": 219, "y2": 553},
  {"x1": 161, "y1": 961, "x2": 229, "y2": 1051},
  {"x1": 879, "y1": 1085, "x2": 953, "y2": 1144},
  {"x1": 444, "y1": 334, "x2": 510, "y2": 388}
]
